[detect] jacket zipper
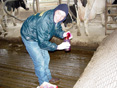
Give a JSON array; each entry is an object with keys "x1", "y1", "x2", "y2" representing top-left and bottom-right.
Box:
[{"x1": 55, "y1": 23, "x2": 58, "y2": 30}]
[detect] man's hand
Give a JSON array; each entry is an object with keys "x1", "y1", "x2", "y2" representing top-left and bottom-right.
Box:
[
  {"x1": 57, "y1": 42, "x2": 70, "y2": 50},
  {"x1": 63, "y1": 31, "x2": 73, "y2": 39}
]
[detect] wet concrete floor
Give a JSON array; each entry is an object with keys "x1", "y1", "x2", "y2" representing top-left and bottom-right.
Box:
[{"x1": 0, "y1": 41, "x2": 94, "y2": 88}]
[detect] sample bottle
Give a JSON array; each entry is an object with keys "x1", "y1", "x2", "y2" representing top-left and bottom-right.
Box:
[{"x1": 64, "y1": 32, "x2": 71, "y2": 51}]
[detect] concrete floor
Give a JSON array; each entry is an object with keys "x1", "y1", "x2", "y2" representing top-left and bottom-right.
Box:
[{"x1": 0, "y1": 41, "x2": 94, "y2": 88}]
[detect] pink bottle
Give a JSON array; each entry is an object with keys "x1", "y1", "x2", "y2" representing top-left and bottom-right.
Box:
[{"x1": 64, "y1": 32, "x2": 71, "y2": 52}]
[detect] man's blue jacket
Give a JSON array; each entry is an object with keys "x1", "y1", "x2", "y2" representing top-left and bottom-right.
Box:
[{"x1": 20, "y1": 10, "x2": 65, "y2": 51}]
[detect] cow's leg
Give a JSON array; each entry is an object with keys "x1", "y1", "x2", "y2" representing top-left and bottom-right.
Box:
[
  {"x1": 84, "y1": 9, "x2": 89, "y2": 36},
  {"x1": 101, "y1": 13, "x2": 105, "y2": 26},
  {"x1": 11, "y1": 8, "x2": 16, "y2": 26},
  {"x1": 17, "y1": 8, "x2": 20, "y2": 15},
  {"x1": 76, "y1": 0, "x2": 84, "y2": 36},
  {"x1": 2, "y1": 15, "x2": 7, "y2": 26},
  {"x1": 84, "y1": 19, "x2": 89, "y2": 36},
  {"x1": 84, "y1": 0, "x2": 96, "y2": 36},
  {"x1": 1, "y1": 16, "x2": 7, "y2": 32},
  {"x1": 1, "y1": 8, "x2": 8, "y2": 32},
  {"x1": 1, "y1": 0, "x2": 8, "y2": 29},
  {"x1": 84, "y1": 3, "x2": 91, "y2": 36},
  {"x1": 76, "y1": 4, "x2": 81, "y2": 36},
  {"x1": 76, "y1": 11, "x2": 81, "y2": 36}
]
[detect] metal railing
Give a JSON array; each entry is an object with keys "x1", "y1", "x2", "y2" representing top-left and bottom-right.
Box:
[{"x1": 105, "y1": 0, "x2": 117, "y2": 35}]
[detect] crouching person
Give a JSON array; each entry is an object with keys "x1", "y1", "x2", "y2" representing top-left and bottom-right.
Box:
[{"x1": 20, "y1": 4, "x2": 72, "y2": 86}]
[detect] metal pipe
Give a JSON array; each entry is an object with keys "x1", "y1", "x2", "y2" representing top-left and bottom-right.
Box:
[
  {"x1": 33, "y1": 0, "x2": 39, "y2": 14},
  {"x1": 33, "y1": 0, "x2": 37, "y2": 14}
]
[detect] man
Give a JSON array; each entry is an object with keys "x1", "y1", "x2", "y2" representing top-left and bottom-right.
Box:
[{"x1": 20, "y1": 4, "x2": 72, "y2": 86}]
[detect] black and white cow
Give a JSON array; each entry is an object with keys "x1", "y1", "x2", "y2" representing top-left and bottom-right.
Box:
[
  {"x1": 2, "y1": 0, "x2": 29, "y2": 11},
  {"x1": 63, "y1": 4, "x2": 77, "y2": 27},
  {"x1": 63, "y1": 0, "x2": 116, "y2": 36},
  {"x1": 0, "y1": 0, "x2": 29, "y2": 32},
  {"x1": 63, "y1": 0, "x2": 87, "y2": 27},
  {"x1": 76, "y1": 0, "x2": 116, "y2": 36}
]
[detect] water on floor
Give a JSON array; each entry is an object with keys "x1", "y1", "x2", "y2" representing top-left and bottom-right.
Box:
[{"x1": 0, "y1": 41, "x2": 94, "y2": 88}]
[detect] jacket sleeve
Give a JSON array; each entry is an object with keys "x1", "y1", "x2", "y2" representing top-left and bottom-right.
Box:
[
  {"x1": 36, "y1": 18, "x2": 57, "y2": 51},
  {"x1": 54, "y1": 23, "x2": 65, "y2": 39}
]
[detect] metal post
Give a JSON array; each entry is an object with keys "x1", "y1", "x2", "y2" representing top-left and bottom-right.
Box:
[
  {"x1": 58, "y1": 0, "x2": 61, "y2": 4},
  {"x1": 105, "y1": 0, "x2": 117, "y2": 35},
  {"x1": 105, "y1": 0, "x2": 107, "y2": 35},
  {"x1": 36, "y1": 0, "x2": 39, "y2": 12}
]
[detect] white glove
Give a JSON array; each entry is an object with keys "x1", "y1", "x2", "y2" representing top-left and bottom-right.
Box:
[
  {"x1": 57, "y1": 42, "x2": 71, "y2": 50},
  {"x1": 63, "y1": 31, "x2": 73, "y2": 39}
]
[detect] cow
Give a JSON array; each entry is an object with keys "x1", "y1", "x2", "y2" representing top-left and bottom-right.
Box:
[
  {"x1": 75, "y1": 0, "x2": 116, "y2": 36},
  {"x1": 63, "y1": 4, "x2": 77, "y2": 27},
  {"x1": 0, "y1": 0, "x2": 29, "y2": 32},
  {"x1": 63, "y1": 0, "x2": 116, "y2": 36},
  {"x1": 62, "y1": 0, "x2": 87, "y2": 35}
]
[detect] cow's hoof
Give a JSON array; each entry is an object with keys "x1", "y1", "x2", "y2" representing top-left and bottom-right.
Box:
[
  {"x1": 77, "y1": 32, "x2": 81, "y2": 36},
  {"x1": 0, "y1": 32, "x2": 2, "y2": 35},
  {"x1": 102, "y1": 24, "x2": 105, "y2": 27},
  {"x1": 5, "y1": 25, "x2": 7, "y2": 27},
  {"x1": 3, "y1": 29, "x2": 7, "y2": 32},
  {"x1": 85, "y1": 32, "x2": 89, "y2": 36},
  {"x1": 4, "y1": 32, "x2": 8, "y2": 37},
  {"x1": 14, "y1": 24, "x2": 17, "y2": 26}
]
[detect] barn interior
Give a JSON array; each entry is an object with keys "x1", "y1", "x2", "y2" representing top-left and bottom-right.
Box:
[{"x1": 0, "y1": 0, "x2": 117, "y2": 88}]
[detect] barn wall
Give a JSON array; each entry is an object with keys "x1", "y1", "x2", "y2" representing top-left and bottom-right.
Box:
[
  {"x1": 73, "y1": 29, "x2": 117, "y2": 88},
  {"x1": 27, "y1": 0, "x2": 74, "y2": 11}
]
